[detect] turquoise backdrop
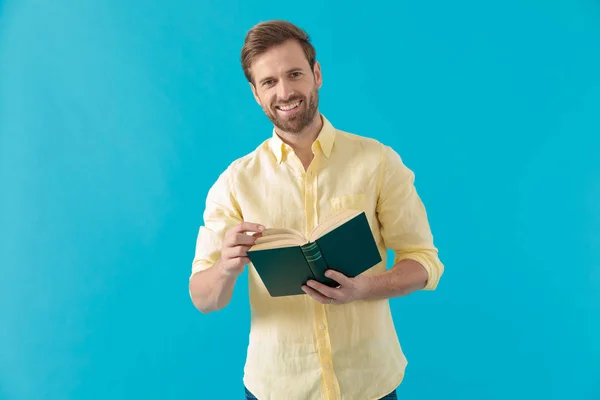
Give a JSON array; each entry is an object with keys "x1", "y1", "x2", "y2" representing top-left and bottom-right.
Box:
[{"x1": 1, "y1": 0, "x2": 599, "y2": 399}]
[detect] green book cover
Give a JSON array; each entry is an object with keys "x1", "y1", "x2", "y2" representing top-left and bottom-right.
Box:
[{"x1": 247, "y1": 210, "x2": 382, "y2": 297}]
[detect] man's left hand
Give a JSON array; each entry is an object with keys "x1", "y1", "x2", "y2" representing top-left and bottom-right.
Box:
[{"x1": 301, "y1": 269, "x2": 370, "y2": 305}]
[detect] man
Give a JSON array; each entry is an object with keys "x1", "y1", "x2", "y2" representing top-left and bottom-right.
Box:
[{"x1": 189, "y1": 20, "x2": 444, "y2": 400}]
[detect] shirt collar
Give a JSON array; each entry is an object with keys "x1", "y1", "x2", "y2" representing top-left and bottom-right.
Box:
[{"x1": 268, "y1": 114, "x2": 336, "y2": 164}]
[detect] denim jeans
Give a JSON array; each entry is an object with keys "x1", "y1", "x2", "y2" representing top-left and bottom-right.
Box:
[{"x1": 244, "y1": 386, "x2": 398, "y2": 399}]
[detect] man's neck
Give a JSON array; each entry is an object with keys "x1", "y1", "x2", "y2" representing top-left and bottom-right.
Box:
[{"x1": 275, "y1": 114, "x2": 323, "y2": 158}]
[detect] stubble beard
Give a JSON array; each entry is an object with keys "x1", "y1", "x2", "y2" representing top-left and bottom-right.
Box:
[{"x1": 264, "y1": 87, "x2": 319, "y2": 135}]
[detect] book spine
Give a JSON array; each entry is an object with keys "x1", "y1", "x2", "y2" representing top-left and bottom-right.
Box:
[{"x1": 300, "y1": 242, "x2": 330, "y2": 284}]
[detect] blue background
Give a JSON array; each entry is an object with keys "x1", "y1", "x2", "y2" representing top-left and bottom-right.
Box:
[{"x1": 1, "y1": 0, "x2": 599, "y2": 399}]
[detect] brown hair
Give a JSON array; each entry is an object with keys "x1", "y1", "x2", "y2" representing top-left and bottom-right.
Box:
[{"x1": 241, "y1": 20, "x2": 317, "y2": 84}]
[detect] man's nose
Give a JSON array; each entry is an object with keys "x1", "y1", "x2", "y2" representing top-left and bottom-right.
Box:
[{"x1": 276, "y1": 80, "x2": 294, "y2": 101}]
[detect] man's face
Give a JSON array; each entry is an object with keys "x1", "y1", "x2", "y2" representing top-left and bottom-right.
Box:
[{"x1": 250, "y1": 40, "x2": 322, "y2": 134}]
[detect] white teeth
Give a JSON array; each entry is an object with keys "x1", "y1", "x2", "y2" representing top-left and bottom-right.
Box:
[{"x1": 278, "y1": 101, "x2": 300, "y2": 111}]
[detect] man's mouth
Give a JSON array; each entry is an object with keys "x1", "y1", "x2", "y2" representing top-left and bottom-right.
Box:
[{"x1": 276, "y1": 100, "x2": 302, "y2": 114}]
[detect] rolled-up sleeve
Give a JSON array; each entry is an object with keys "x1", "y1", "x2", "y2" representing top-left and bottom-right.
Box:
[
  {"x1": 190, "y1": 167, "x2": 243, "y2": 280},
  {"x1": 376, "y1": 144, "x2": 444, "y2": 290}
]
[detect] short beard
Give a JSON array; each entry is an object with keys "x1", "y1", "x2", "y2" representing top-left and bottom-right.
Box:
[{"x1": 263, "y1": 87, "x2": 319, "y2": 135}]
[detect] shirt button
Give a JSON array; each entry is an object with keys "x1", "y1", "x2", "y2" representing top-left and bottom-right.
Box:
[
  {"x1": 319, "y1": 324, "x2": 325, "y2": 329},
  {"x1": 324, "y1": 364, "x2": 330, "y2": 369}
]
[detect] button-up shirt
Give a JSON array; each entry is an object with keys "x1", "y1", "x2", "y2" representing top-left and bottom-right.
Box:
[{"x1": 191, "y1": 115, "x2": 444, "y2": 400}]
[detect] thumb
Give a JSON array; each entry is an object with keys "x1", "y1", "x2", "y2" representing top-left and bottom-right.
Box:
[{"x1": 324, "y1": 269, "x2": 351, "y2": 285}]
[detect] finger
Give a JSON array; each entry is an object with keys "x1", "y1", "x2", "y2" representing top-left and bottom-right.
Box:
[
  {"x1": 228, "y1": 256, "x2": 251, "y2": 267},
  {"x1": 234, "y1": 245, "x2": 252, "y2": 257},
  {"x1": 238, "y1": 256, "x2": 250, "y2": 266},
  {"x1": 305, "y1": 279, "x2": 341, "y2": 299},
  {"x1": 301, "y1": 285, "x2": 333, "y2": 304},
  {"x1": 231, "y1": 222, "x2": 266, "y2": 234},
  {"x1": 222, "y1": 245, "x2": 251, "y2": 260},
  {"x1": 324, "y1": 269, "x2": 352, "y2": 286},
  {"x1": 224, "y1": 232, "x2": 258, "y2": 248},
  {"x1": 232, "y1": 233, "x2": 261, "y2": 246}
]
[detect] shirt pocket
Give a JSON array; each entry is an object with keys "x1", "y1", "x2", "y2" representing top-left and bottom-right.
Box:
[
  {"x1": 328, "y1": 193, "x2": 381, "y2": 247},
  {"x1": 330, "y1": 193, "x2": 367, "y2": 214}
]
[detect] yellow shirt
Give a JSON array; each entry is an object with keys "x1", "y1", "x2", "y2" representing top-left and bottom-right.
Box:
[{"x1": 191, "y1": 115, "x2": 444, "y2": 400}]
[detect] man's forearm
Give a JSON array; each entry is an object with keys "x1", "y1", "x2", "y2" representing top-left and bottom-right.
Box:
[
  {"x1": 189, "y1": 260, "x2": 239, "y2": 313},
  {"x1": 362, "y1": 258, "x2": 429, "y2": 301}
]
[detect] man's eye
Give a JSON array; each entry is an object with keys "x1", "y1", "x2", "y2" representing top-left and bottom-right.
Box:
[{"x1": 291, "y1": 72, "x2": 301, "y2": 77}]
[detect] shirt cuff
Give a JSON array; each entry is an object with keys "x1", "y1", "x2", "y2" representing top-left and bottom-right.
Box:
[{"x1": 394, "y1": 250, "x2": 444, "y2": 290}]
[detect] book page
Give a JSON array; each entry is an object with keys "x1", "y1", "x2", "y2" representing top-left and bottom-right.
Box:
[
  {"x1": 249, "y1": 237, "x2": 306, "y2": 251},
  {"x1": 249, "y1": 227, "x2": 307, "y2": 251},
  {"x1": 261, "y1": 227, "x2": 305, "y2": 238},
  {"x1": 253, "y1": 233, "x2": 306, "y2": 246},
  {"x1": 308, "y1": 209, "x2": 361, "y2": 242}
]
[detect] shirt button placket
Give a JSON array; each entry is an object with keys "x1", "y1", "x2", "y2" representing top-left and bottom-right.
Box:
[{"x1": 307, "y1": 160, "x2": 340, "y2": 400}]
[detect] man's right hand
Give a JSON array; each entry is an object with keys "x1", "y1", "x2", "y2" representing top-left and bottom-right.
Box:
[{"x1": 217, "y1": 222, "x2": 265, "y2": 277}]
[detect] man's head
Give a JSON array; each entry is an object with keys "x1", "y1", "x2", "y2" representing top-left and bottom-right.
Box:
[{"x1": 241, "y1": 20, "x2": 322, "y2": 135}]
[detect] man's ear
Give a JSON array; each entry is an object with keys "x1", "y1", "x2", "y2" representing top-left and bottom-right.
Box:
[
  {"x1": 250, "y1": 82, "x2": 262, "y2": 106},
  {"x1": 313, "y1": 61, "x2": 323, "y2": 89}
]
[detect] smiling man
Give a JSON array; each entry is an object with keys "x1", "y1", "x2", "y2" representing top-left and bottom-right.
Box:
[{"x1": 189, "y1": 20, "x2": 444, "y2": 400}]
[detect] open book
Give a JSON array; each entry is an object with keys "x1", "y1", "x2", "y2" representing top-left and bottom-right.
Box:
[{"x1": 247, "y1": 209, "x2": 382, "y2": 297}]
